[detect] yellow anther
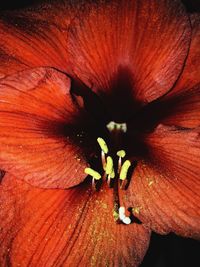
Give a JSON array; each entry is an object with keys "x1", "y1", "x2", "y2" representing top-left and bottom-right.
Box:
[
  {"x1": 97, "y1": 137, "x2": 108, "y2": 154},
  {"x1": 110, "y1": 169, "x2": 115, "y2": 179},
  {"x1": 113, "y1": 210, "x2": 119, "y2": 221},
  {"x1": 119, "y1": 160, "x2": 131, "y2": 180},
  {"x1": 107, "y1": 168, "x2": 115, "y2": 187},
  {"x1": 117, "y1": 150, "x2": 126, "y2": 173},
  {"x1": 84, "y1": 168, "x2": 101, "y2": 180},
  {"x1": 117, "y1": 150, "x2": 126, "y2": 158},
  {"x1": 105, "y1": 156, "x2": 113, "y2": 175}
]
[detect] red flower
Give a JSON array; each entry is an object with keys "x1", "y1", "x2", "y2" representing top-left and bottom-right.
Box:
[{"x1": 0, "y1": 1, "x2": 199, "y2": 266}]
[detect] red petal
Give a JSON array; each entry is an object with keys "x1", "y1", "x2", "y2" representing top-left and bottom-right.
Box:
[
  {"x1": 171, "y1": 14, "x2": 200, "y2": 95},
  {"x1": 150, "y1": 14, "x2": 200, "y2": 128},
  {"x1": 67, "y1": 0, "x2": 190, "y2": 104},
  {"x1": 126, "y1": 125, "x2": 200, "y2": 238},
  {"x1": 0, "y1": 3, "x2": 75, "y2": 76},
  {"x1": 0, "y1": 67, "x2": 88, "y2": 189},
  {"x1": 0, "y1": 174, "x2": 30, "y2": 265},
  {"x1": 0, "y1": 175, "x2": 151, "y2": 267}
]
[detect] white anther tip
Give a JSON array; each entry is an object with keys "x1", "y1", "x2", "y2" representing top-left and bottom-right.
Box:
[
  {"x1": 119, "y1": 207, "x2": 126, "y2": 221},
  {"x1": 119, "y1": 206, "x2": 125, "y2": 215},
  {"x1": 122, "y1": 217, "x2": 131, "y2": 225}
]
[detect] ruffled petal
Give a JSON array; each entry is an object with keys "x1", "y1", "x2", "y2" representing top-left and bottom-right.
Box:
[
  {"x1": 126, "y1": 125, "x2": 200, "y2": 238},
  {"x1": 142, "y1": 14, "x2": 200, "y2": 129},
  {"x1": 0, "y1": 67, "x2": 89, "y2": 189},
  {"x1": 0, "y1": 175, "x2": 151, "y2": 267},
  {"x1": 67, "y1": 0, "x2": 191, "y2": 105}
]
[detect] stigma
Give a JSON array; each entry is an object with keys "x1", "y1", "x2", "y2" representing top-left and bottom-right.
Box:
[
  {"x1": 106, "y1": 121, "x2": 127, "y2": 133},
  {"x1": 119, "y1": 207, "x2": 131, "y2": 225}
]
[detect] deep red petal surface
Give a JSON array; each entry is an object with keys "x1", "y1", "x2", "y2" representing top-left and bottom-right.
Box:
[
  {"x1": 0, "y1": 174, "x2": 31, "y2": 266},
  {"x1": 0, "y1": 174, "x2": 151, "y2": 267},
  {"x1": 0, "y1": 1, "x2": 81, "y2": 76},
  {"x1": 0, "y1": 1, "x2": 191, "y2": 123},
  {"x1": 67, "y1": 0, "x2": 190, "y2": 104},
  {"x1": 153, "y1": 14, "x2": 200, "y2": 128},
  {"x1": 0, "y1": 67, "x2": 88, "y2": 189},
  {"x1": 171, "y1": 14, "x2": 200, "y2": 94},
  {"x1": 126, "y1": 125, "x2": 200, "y2": 238}
]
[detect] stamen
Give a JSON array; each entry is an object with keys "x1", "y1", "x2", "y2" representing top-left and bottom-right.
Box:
[
  {"x1": 105, "y1": 156, "x2": 115, "y2": 187},
  {"x1": 117, "y1": 150, "x2": 126, "y2": 158},
  {"x1": 97, "y1": 137, "x2": 108, "y2": 154},
  {"x1": 101, "y1": 151, "x2": 106, "y2": 171},
  {"x1": 119, "y1": 206, "x2": 131, "y2": 225},
  {"x1": 84, "y1": 167, "x2": 101, "y2": 180},
  {"x1": 86, "y1": 137, "x2": 133, "y2": 224},
  {"x1": 122, "y1": 217, "x2": 131, "y2": 225},
  {"x1": 84, "y1": 167, "x2": 102, "y2": 191},
  {"x1": 97, "y1": 137, "x2": 108, "y2": 171},
  {"x1": 105, "y1": 156, "x2": 114, "y2": 175},
  {"x1": 116, "y1": 150, "x2": 126, "y2": 173},
  {"x1": 110, "y1": 169, "x2": 115, "y2": 179},
  {"x1": 107, "y1": 169, "x2": 115, "y2": 187},
  {"x1": 119, "y1": 206, "x2": 126, "y2": 219},
  {"x1": 119, "y1": 160, "x2": 131, "y2": 180},
  {"x1": 119, "y1": 160, "x2": 131, "y2": 189}
]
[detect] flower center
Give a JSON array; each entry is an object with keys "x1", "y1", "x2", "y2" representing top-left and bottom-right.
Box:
[{"x1": 84, "y1": 121, "x2": 133, "y2": 225}]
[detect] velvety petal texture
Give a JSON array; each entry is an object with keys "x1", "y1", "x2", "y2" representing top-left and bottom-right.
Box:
[
  {"x1": 0, "y1": 2, "x2": 199, "y2": 267},
  {"x1": 146, "y1": 14, "x2": 200, "y2": 129},
  {"x1": 67, "y1": 0, "x2": 190, "y2": 104},
  {"x1": 0, "y1": 14, "x2": 66, "y2": 76},
  {"x1": 0, "y1": 174, "x2": 29, "y2": 266},
  {"x1": 126, "y1": 125, "x2": 200, "y2": 238},
  {"x1": 171, "y1": 14, "x2": 200, "y2": 94},
  {"x1": 0, "y1": 174, "x2": 150, "y2": 267},
  {"x1": 0, "y1": 1, "x2": 85, "y2": 76},
  {"x1": 0, "y1": 67, "x2": 88, "y2": 189},
  {"x1": 143, "y1": 84, "x2": 200, "y2": 130}
]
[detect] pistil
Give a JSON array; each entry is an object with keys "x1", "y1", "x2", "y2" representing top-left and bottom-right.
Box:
[{"x1": 119, "y1": 207, "x2": 131, "y2": 225}]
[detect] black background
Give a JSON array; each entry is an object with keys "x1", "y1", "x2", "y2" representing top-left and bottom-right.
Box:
[
  {"x1": 0, "y1": 0, "x2": 200, "y2": 11},
  {"x1": 0, "y1": 0, "x2": 200, "y2": 266}
]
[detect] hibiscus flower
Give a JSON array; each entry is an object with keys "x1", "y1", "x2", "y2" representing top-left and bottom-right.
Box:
[{"x1": 0, "y1": 0, "x2": 199, "y2": 266}]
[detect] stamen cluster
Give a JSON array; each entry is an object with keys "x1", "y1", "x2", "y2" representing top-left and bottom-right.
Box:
[
  {"x1": 84, "y1": 137, "x2": 132, "y2": 224},
  {"x1": 85, "y1": 137, "x2": 131, "y2": 188}
]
